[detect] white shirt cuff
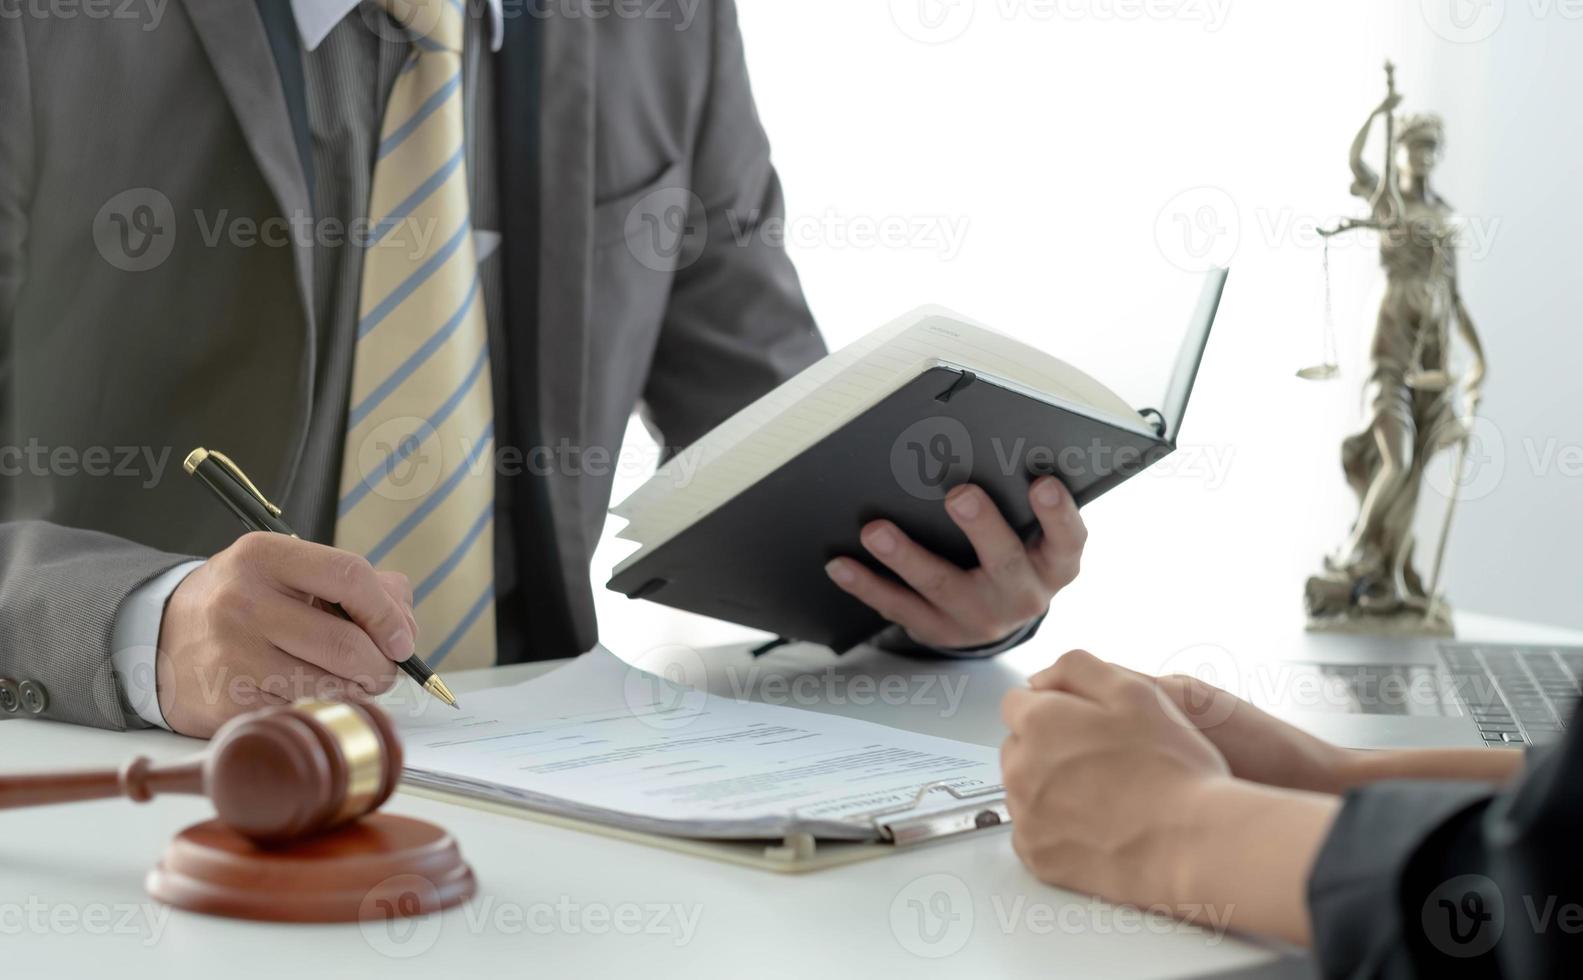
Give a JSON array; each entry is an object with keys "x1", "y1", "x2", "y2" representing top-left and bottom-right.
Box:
[{"x1": 110, "y1": 560, "x2": 204, "y2": 730}]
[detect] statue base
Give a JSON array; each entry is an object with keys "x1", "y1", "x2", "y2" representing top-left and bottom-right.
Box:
[
  {"x1": 1305, "y1": 606, "x2": 1454, "y2": 636},
  {"x1": 1303, "y1": 573, "x2": 1454, "y2": 637}
]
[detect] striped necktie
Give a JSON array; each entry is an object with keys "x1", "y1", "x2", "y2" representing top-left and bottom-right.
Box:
[{"x1": 335, "y1": 0, "x2": 496, "y2": 670}]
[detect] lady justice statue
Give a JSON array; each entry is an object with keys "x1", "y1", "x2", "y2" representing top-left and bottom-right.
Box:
[{"x1": 1304, "y1": 63, "x2": 1487, "y2": 633}]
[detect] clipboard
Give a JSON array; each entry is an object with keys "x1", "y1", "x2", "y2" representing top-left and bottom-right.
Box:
[{"x1": 400, "y1": 779, "x2": 1011, "y2": 874}]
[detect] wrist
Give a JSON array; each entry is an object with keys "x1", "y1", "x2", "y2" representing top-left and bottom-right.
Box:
[
  {"x1": 1327, "y1": 746, "x2": 1525, "y2": 787},
  {"x1": 1164, "y1": 775, "x2": 1243, "y2": 908},
  {"x1": 1318, "y1": 745, "x2": 1373, "y2": 794},
  {"x1": 155, "y1": 562, "x2": 209, "y2": 728},
  {"x1": 1329, "y1": 746, "x2": 1434, "y2": 790},
  {"x1": 112, "y1": 559, "x2": 203, "y2": 731},
  {"x1": 1170, "y1": 777, "x2": 1343, "y2": 946}
]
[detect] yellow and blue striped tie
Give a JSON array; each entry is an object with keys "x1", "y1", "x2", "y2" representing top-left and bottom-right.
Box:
[{"x1": 336, "y1": 0, "x2": 496, "y2": 670}]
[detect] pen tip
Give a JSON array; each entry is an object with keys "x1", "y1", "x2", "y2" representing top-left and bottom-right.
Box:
[{"x1": 425, "y1": 676, "x2": 459, "y2": 709}]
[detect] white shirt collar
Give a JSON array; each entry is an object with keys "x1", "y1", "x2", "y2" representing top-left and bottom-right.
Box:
[{"x1": 291, "y1": 0, "x2": 504, "y2": 54}]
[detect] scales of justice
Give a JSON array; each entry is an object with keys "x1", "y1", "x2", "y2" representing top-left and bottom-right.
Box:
[{"x1": 1301, "y1": 62, "x2": 1488, "y2": 636}]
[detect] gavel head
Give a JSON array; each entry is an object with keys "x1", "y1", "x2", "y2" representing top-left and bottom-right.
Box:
[{"x1": 204, "y1": 700, "x2": 403, "y2": 846}]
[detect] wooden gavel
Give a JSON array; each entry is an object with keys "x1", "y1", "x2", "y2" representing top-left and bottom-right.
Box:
[{"x1": 0, "y1": 700, "x2": 402, "y2": 845}]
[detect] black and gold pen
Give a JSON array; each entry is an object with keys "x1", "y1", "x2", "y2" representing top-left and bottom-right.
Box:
[{"x1": 183, "y1": 447, "x2": 459, "y2": 709}]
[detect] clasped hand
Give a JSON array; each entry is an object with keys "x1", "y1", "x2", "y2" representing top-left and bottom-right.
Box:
[{"x1": 1000, "y1": 651, "x2": 1360, "y2": 911}]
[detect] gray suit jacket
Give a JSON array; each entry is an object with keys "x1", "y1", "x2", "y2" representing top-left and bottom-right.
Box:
[{"x1": 0, "y1": 0, "x2": 826, "y2": 728}]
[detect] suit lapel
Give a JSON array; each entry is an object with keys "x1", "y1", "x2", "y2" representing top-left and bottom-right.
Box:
[
  {"x1": 180, "y1": 0, "x2": 315, "y2": 350},
  {"x1": 180, "y1": 0, "x2": 317, "y2": 496},
  {"x1": 252, "y1": 0, "x2": 317, "y2": 208}
]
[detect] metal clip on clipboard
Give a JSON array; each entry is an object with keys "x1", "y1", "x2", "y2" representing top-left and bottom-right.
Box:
[{"x1": 763, "y1": 781, "x2": 1009, "y2": 864}]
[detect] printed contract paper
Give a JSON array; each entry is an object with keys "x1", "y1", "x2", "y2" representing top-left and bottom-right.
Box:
[{"x1": 398, "y1": 648, "x2": 1004, "y2": 841}]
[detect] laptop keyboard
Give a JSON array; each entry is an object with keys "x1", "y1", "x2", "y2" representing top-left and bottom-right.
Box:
[{"x1": 1440, "y1": 643, "x2": 1583, "y2": 747}]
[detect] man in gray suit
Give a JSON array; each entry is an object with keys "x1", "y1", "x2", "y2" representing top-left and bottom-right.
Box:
[{"x1": 0, "y1": 0, "x2": 1087, "y2": 736}]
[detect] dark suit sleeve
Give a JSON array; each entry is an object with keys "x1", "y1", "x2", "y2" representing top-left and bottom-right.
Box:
[
  {"x1": 874, "y1": 615, "x2": 1045, "y2": 659},
  {"x1": 0, "y1": 22, "x2": 190, "y2": 731},
  {"x1": 638, "y1": 0, "x2": 827, "y2": 450},
  {"x1": 1308, "y1": 725, "x2": 1583, "y2": 978},
  {"x1": 0, "y1": 524, "x2": 193, "y2": 729}
]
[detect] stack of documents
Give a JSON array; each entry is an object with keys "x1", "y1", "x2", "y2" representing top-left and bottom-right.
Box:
[{"x1": 397, "y1": 649, "x2": 1006, "y2": 844}]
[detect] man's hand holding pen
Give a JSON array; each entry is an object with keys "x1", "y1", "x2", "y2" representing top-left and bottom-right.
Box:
[{"x1": 156, "y1": 533, "x2": 418, "y2": 737}]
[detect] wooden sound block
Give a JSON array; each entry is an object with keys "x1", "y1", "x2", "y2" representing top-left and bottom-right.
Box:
[{"x1": 147, "y1": 813, "x2": 476, "y2": 923}]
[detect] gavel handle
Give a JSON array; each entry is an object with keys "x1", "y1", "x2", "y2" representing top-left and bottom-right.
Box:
[{"x1": 0, "y1": 756, "x2": 204, "y2": 810}]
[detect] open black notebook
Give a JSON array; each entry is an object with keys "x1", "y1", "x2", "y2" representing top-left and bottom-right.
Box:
[{"x1": 608, "y1": 269, "x2": 1228, "y2": 651}]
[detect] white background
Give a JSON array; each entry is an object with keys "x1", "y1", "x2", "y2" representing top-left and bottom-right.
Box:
[{"x1": 593, "y1": 0, "x2": 1583, "y2": 661}]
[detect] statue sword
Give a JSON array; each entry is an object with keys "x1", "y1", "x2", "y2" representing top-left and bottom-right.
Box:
[{"x1": 1424, "y1": 394, "x2": 1478, "y2": 627}]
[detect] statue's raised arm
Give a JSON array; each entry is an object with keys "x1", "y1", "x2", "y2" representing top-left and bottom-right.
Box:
[{"x1": 1350, "y1": 90, "x2": 1403, "y2": 200}]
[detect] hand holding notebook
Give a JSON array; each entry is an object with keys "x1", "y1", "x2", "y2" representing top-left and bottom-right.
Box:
[{"x1": 609, "y1": 270, "x2": 1228, "y2": 651}]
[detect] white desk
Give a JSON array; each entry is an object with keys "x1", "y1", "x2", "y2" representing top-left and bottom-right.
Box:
[{"x1": 6, "y1": 612, "x2": 1580, "y2": 979}]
